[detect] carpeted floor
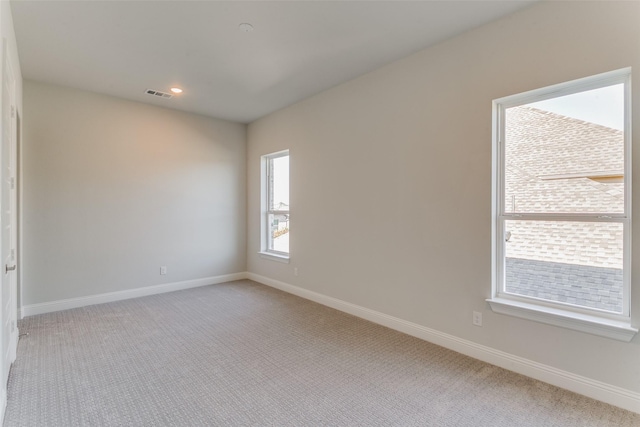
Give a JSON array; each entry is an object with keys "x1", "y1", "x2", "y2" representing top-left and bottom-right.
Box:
[{"x1": 5, "y1": 279, "x2": 640, "y2": 426}]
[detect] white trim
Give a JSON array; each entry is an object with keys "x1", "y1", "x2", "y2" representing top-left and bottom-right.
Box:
[
  {"x1": 487, "y1": 297, "x2": 637, "y2": 342},
  {"x1": 491, "y1": 67, "x2": 633, "y2": 323},
  {"x1": 19, "y1": 272, "x2": 248, "y2": 317},
  {"x1": 261, "y1": 150, "x2": 290, "y2": 256},
  {"x1": 247, "y1": 272, "x2": 640, "y2": 414},
  {"x1": 258, "y1": 251, "x2": 290, "y2": 263},
  {"x1": 262, "y1": 149, "x2": 289, "y2": 159},
  {"x1": 495, "y1": 67, "x2": 631, "y2": 108}
]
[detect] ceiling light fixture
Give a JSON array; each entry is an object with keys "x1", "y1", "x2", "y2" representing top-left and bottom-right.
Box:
[
  {"x1": 170, "y1": 87, "x2": 183, "y2": 94},
  {"x1": 239, "y1": 23, "x2": 254, "y2": 33}
]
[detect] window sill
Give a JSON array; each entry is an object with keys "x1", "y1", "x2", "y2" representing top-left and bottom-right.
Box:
[
  {"x1": 258, "y1": 252, "x2": 290, "y2": 264},
  {"x1": 486, "y1": 297, "x2": 638, "y2": 342}
]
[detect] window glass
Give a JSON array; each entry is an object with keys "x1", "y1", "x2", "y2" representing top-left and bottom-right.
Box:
[
  {"x1": 504, "y1": 84, "x2": 624, "y2": 214},
  {"x1": 504, "y1": 220, "x2": 623, "y2": 313},
  {"x1": 269, "y1": 155, "x2": 290, "y2": 211},
  {"x1": 268, "y1": 213, "x2": 289, "y2": 253},
  {"x1": 264, "y1": 152, "x2": 289, "y2": 255}
]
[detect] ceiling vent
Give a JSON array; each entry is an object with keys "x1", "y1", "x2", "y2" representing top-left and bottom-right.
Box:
[{"x1": 145, "y1": 89, "x2": 173, "y2": 99}]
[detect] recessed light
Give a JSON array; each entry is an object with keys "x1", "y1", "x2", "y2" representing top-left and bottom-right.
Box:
[
  {"x1": 170, "y1": 87, "x2": 183, "y2": 94},
  {"x1": 239, "y1": 23, "x2": 254, "y2": 33}
]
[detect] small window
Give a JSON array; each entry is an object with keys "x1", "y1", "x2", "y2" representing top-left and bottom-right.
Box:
[
  {"x1": 261, "y1": 150, "x2": 289, "y2": 259},
  {"x1": 489, "y1": 69, "x2": 636, "y2": 341}
]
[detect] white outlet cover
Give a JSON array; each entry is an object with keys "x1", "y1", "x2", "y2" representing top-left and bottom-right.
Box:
[{"x1": 473, "y1": 311, "x2": 482, "y2": 326}]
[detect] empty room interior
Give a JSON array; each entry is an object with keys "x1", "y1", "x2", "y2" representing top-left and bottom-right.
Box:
[{"x1": 0, "y1": 0, "x2": 639, "y2": 425}]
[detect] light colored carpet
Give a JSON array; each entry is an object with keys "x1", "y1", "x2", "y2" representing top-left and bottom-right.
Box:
[{"x1": 5, "y1": 279, "x2": 639, "y2": 426}]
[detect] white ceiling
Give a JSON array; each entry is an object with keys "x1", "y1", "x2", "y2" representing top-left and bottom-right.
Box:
[{"x1": 11, "y1": 1, "x2": 536, "y2": 123}]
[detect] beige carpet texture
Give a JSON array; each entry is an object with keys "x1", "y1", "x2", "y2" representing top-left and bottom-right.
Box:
[{"x1": 5, "y1": 280, "x2": 640, "y2": 426}]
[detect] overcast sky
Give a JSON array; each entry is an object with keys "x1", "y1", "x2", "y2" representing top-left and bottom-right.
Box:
[{"x1": 528, "y1": 84, "x2": 624, "y2": 131}]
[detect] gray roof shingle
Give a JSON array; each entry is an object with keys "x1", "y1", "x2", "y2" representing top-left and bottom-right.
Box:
[
  {"x1": 503, "y1": 107, "x2": 624, "y2": 311},
  {"x1": 506, "y1": 258, "x2": 622, "y2": 312}
]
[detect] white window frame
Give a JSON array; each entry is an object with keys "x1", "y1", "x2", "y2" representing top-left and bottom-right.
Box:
[
  {"x1": 259, "y1": 150, "x2": 290, "y2": 263},
  {"x1": 488, "y1": 68, "x2": 637, "y2": 342}
]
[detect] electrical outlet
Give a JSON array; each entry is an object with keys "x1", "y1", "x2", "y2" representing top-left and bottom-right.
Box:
[
  {"x1": 473, "y1": 311, "x2": 482, "y2": 327},
  {"x1": 160, "y1": 266, "x2": 167, "y2": 275},
  {"x1": 294, "y1": 267, "x2": 299, "y2": 276}
]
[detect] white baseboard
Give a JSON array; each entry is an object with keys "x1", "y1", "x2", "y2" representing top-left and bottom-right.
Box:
[
  {"x1": 247, "y1": 272, "x2": 640, "y2": 415},
  {"x1": 20, "y1": 272, "x2": 249, "y2": 318}
]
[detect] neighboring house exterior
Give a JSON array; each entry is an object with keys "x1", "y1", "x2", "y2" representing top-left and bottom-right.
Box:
[
  {"x1": 503, "y1": 107, "x2": 624, "y2": 313},
  {"x1": 271, "y1": 202, "x2": 290, "y2": 252}
]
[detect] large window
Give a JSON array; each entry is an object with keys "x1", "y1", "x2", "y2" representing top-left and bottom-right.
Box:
[
  {"x1": 262, "y1": 150, "x2": 289, "y2": 259},
  {"x1": 489, "y1": 69, "x2": 636, "y2": 341}
]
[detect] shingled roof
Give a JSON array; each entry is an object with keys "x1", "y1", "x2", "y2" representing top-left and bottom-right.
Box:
[
  {"x1": 505, "y1": 106, "x2": 624, "y2": 215},
  {"x1": 502, "y1": 107, "x2": 624, "y2": 312}
]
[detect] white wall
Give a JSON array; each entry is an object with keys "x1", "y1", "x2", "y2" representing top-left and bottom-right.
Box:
[
  {"x1": 247, "y1": 1, "x2": 640, "y2": 394},
  {"x1": 22, "y1": 81, "x2": 246, "y2": 306}
]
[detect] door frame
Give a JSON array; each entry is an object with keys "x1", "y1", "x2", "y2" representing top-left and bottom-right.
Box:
[{"x1": 0, "y1": 36, "x2": 18, "y2": 421}]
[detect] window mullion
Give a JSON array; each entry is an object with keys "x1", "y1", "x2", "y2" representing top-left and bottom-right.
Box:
[{"x1": 500, "y1": 213, "x2": 627, "y2": 222}]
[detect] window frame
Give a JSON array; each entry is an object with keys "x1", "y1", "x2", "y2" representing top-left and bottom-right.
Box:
[
  {"x1": 488, "y1": 68, "x2": 637, "y2": 341},
  {"x1": 260, "y1": 150, "x2": 290, "y2": 262}
]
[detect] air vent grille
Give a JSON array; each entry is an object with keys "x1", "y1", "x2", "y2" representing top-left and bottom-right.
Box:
[{"x1": 145, "y1": 89, "x2": 173, "y2": 99}]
